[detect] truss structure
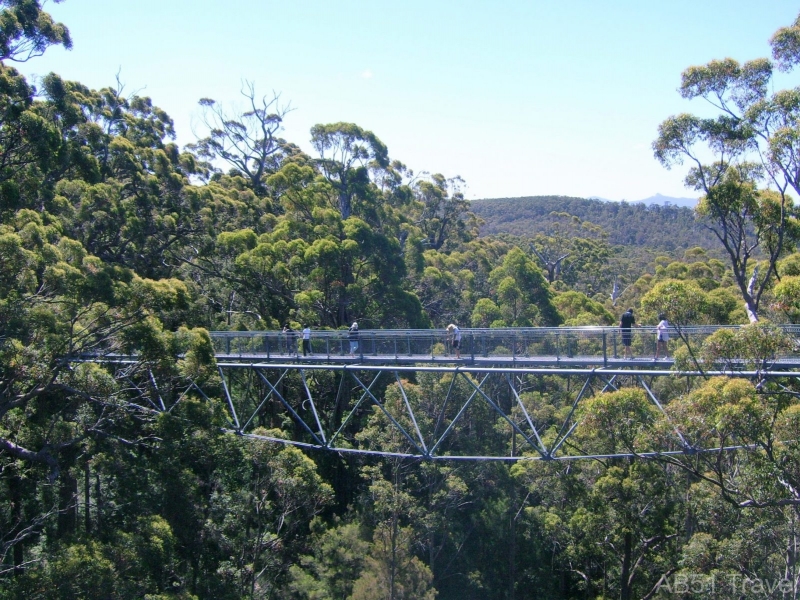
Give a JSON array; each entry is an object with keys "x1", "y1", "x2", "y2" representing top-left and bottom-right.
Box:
[{"x1": 197, "y1": 362, "x2": 800, "y2": 462}]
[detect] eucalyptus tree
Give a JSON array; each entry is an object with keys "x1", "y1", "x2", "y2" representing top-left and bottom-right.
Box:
[
  {"x1": 484, "y1": 247, "x2": 562, "y2": 327},
  {"x1": 220, "y1": 433, "x2": 334, "y2": 599},
  {"x1": 0, "y1": 64, "x2": 63, "y2": 215},
  {"x1": 415, "y1": 237, "x2": 509, "y2": 327},
  {"x1": 653, "y1": 14, "x2": 800, "y2": 320},
  {"x1": 0, "y1": 209, "x2": 217, "y2": 579},
  {"x1": 413, "y1": 173, "x2": 477, "y2": 251},
  {"x1": 773, "y1": 273, "x2": 800, "y2": 321},
  {"x1": 190, "y1": 83, "x2": 294, "y2": 197},
  {"x1": 543, "y1": 389, "x2": 684, "y2": 600},
  {"x1": 310, "y1": 122, "x2": 389, "y2": 220},
  {"x1": 0, "y1": 0, "x2": 71, "y2": 63},
  {"x1": 529, "y1": 212, "x2": 611, "y2": 296},
  {"x1": 285, "y1": 519, "x2": 370, "y2": 600},
  {"x1": 13, "y1": 73, "x2": 213, "y2": 281},
  {"x1": 349, "y1": 373, "x2": 508, "y2": 600},
  {"x1": 662, "y1": 376, "x2": 800, "y2": 585},
  {"x1": 193, "y1": 170, "x2": 427, "y2": 329},
  {"x1": 551, "y1": 290, "x2": 615, "y2": 326}
]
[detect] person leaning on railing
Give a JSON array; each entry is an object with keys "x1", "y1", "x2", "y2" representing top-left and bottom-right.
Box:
[
  {"x1": 446, "y1": 323, "x2": 462, "y2": 359},
  {"x1": 619, "y1": 308, "x2": 638, "y2": 359}
]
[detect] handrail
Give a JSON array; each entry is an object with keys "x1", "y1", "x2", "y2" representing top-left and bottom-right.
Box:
[
  {"x1": 207, "y1": 324, "x2": 800, "y2": 364},
  {"x1": 209, "y1": 325, "x2": 800, "y2": 337}
]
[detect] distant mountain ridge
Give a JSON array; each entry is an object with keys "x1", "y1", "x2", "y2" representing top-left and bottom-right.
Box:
[
  {"x1": 633, "y1": 193, "x2": 698, "y2": 208},
  {"x1": 588, "y1": 193, "x2": 699, "y2": 208},
  {"x1": 470, "y1": 195, "x2": 718, "y2": 252}
]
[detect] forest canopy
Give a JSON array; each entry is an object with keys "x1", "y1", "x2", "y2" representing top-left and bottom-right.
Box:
[{"x1": 2, "y1": 2, "x2": 800, "y2": 599}]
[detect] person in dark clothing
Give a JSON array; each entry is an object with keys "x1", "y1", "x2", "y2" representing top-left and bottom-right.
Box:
[
  {"x1": 283, "y1": 324, "x2": 296, "y2": 355},
  {"x1": 619, "y1": 308, "x2": 636, "y2": 358}
]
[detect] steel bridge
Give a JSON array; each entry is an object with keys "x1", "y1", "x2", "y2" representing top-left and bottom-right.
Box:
[{"x1": 183, "y1": 325, "x2": 800, "y2": 462}]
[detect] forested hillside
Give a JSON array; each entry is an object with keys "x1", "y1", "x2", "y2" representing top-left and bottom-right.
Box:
[
  {"x1": 471, "y1": 196, "x2": 719, "y2": 251},
  {"x1": 3, "y1": 3, "x2": 800, "y2": 600}
]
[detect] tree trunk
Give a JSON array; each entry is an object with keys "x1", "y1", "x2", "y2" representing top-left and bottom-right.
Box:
[
  {"x1": 8, "y1": 471, "x2": 24, "y2": 576},
  {"x1": 84, "y1": 458, "x2": 91, "y2": 534},
  {"x1": 339, "y1": 189, "x2": 351, "y2": 220},
  {"x1": 620, "y1": 530, "x2": 632, "y2": 600},
  {"x1": 57, "y1": 470, "x2": 78, "y2": 538}
]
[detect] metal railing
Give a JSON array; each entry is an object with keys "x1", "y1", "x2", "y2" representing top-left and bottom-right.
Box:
[{"x1": 208, "y1": 325, "x2": 800, "y2": 364}]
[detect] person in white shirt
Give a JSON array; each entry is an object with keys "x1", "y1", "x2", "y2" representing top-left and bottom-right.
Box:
[
  {"x1": 349, "y1": 322, "x2": 359, "y2": 354},
  {"x1": 302, "y1": 325, "x2": 312, "y2": 356},
  {"x1": 446, "y1": 324, "x2": 462, "y2": 359},
  {"x1": 655, "y1": 314, "x2": 669, "y2": 360}
]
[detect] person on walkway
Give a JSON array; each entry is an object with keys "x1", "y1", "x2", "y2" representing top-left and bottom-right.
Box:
[
  {"x1": 349, "y1": 322, "x2": 359, "y2": 355},
  {"x1": 302, "y1": 325, "x2": 312, "y2": 356},
  {"x1": 619, "y1": 308, "x2": 636, "y2": 359},
  {"x1": 655, "y1": 313, "x2": 669, "y2": 360},
  {"x1": 446, "y1": 323, "x2": 462, "y2": 359},
  {"x1": 282, "y1": 323, "x2": 296, "y2": 355}
]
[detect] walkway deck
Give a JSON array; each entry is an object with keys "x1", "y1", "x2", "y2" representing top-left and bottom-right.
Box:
[{"x1": 210, "y1": 325, "x2": 800, "y2": 371}]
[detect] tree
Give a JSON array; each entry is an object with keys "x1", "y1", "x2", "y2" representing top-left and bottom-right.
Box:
[
  {"x1": 190, "y1": 83, "x2": 293, "y2": 196},
  {"x1": 310, "y1": 122, "x2": 389, "y2": 220},
  {"x1": 485, "y1": 247, "x2": 561, "y2": 327},
  {"x1": 552, "y1": 290, "x2": 615, "y2": 326},
  {"x1": 696, "y1": 170, "x2": 798, "y2": 322},
  {"x1": 640, "y1": 279, "x2": 709, "y2": 327},
  {"x1": 0, "y1": 0, "x2": 72, "y2": 63},
  {"x1": 529, "y1": 212, "x2": 611, "y2": 295},
  {"x1": 0, "y1": 208, "x2": 218, "y2": 577},
  {"x1": 773, "y1": 274, "x2": 800, "y2": 321},
  {"x1": 413, "y1": 173, "x2": 476, "y2": 251},
  {"x1": 567, "y1": 390, "x2": 681, "y2": 600},
  {"x1": 232, "y1": 435, "x2": 333, "y2": 598},
  {"x1": 0, "y1": 65, "x2": 64, "y2": 215},
  {"x1": 653, "y1": 17, "x2": 800, "y2": 320},
  {"x1": 349, "y1": 524, "x2": 437, "y2": 600}
]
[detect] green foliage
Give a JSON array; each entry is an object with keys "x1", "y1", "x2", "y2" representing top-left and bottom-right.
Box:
[
  {"x1": 471, "y1": 196, "x2": 714, "y2": 252},
  {"x1": 654, "y1": 34, "x2": 800, "y2": 319},
  {"x1": 4, "y1": 4, "x2": 800, "y2": 598},
  {"x1": 575, "y1": 389, "x2": 659, "y2": 454},
  {"x1": 698, "y1": 322, "x2": 792, "y2": 370},
  {"x1": 552, "y1": 290, "x2": 615, "y2": 325},
  {"x1": 773, "y1": 274, "x2": 800, "y2": 322},
  {"x1": 485, "y1": 247, "x2": 561, "y2": 327},
  {"x1": 310, "y1": 122, "x2": 389, "y2": 220},
  {"x1": 0, "y1": 0, "x2": 72, "y2": 62},
  {"x1": 640, "y1": 279, "x2": 709, "y2": 325},
  {"x1": 414, "y1": 173, "x2": 477, "y2": 251}
]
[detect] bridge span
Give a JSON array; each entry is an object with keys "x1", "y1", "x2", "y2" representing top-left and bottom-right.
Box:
[
  {"x1": 210, "y1": 325, "x2": 800, "y2": 368},
  {"x1": 187, "y1": 326, "x2": 800, "y2": 462}
]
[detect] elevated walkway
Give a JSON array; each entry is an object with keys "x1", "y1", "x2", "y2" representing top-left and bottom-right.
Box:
[
  {"x1": 80, "y1": 326, "x2": 800, "y2": 462},
  {"x1": 210, "y1": 325, "x2": 800, "y2": 372}
]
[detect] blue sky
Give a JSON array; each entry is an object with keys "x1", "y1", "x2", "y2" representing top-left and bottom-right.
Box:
[{"x1": 18, "y1": 0, "x2": 800, "y2": 201}]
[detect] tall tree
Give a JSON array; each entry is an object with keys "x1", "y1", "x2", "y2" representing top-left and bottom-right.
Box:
[
  {"x1": 653, "y1": 17, "x2": 800, "y2": 320},
  {"x1": 0, "y1": 0, "x2": 71, "y2": 63},
  {"x1": 0, "y1": 63, "x2": 60, "y2": 213},
  {"x1": 190, "y1": 83, "x2": 293, "y2": 196},
  {"x1": 484, "y1": 247, "x2": 562, "y2": 327},
  {"x1": 414, "y1": 173, "x2": 476, "y2": 251},
  {"x1": 310, "y1": 122, "x2": 389, "y2": 220}
]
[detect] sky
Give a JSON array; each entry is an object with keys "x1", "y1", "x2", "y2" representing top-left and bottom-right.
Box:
[{"x1": 16, "y1": 0, "x2": 800, "y2": 201}]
